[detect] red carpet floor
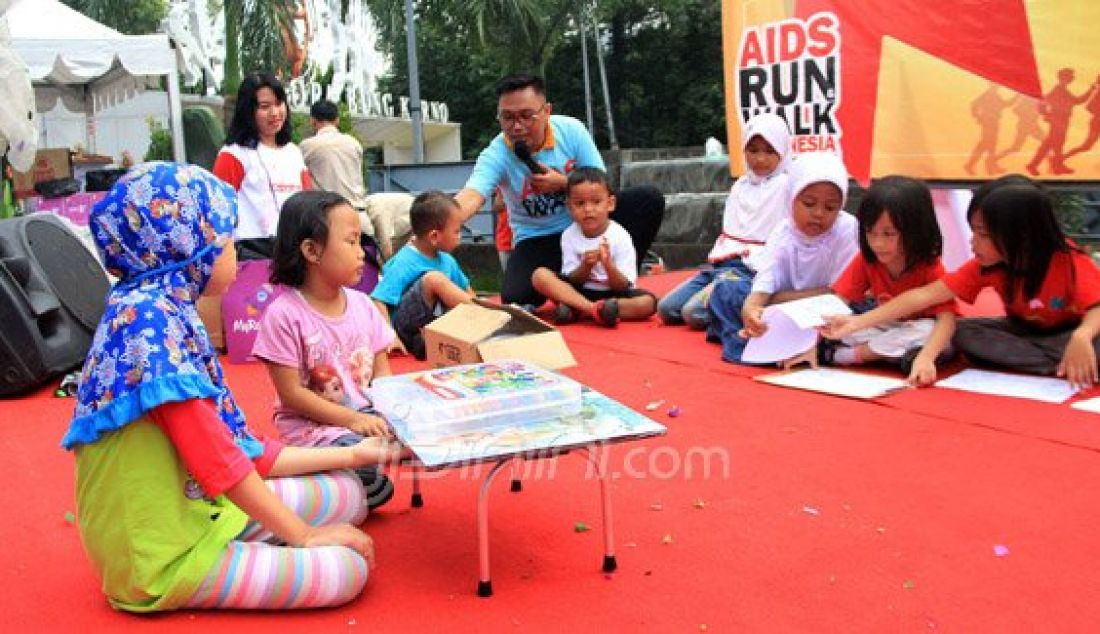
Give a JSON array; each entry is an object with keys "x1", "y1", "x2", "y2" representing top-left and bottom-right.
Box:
[{"x1": 3, "y1": 272, "x2": 1100, "y2": 632}]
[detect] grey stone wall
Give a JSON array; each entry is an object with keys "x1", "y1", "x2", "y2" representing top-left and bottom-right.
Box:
[{"x1": 621, "y1": 156, "x2": 735, "y2": 272}]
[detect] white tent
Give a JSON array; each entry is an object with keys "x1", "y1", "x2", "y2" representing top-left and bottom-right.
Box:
[
  {"x1": 0, "y1": 13, "x2": 35, "y2": 172},
  {"x1": 4, "y1": 0, "x2": 185, "y2": 162}
]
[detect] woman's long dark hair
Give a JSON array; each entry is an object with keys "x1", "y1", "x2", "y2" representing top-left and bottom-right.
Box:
[
  {"x1": 856, "y1": 175, "x2": 942, "y2": 271},
  {"x1": 225, "y1": 72, "x2": 292, "y2": 148},
  {"x1": 972, "y1": 184, "x2": 1069, "y2": 302}
]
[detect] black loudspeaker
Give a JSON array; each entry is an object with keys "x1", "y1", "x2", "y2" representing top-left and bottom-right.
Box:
[
  {"x1": 85, "y1": 169, "x2": 128, "y2": 193},
  {"x1": 0, "y1": 214, "x2": 110, "y2": 396},
  {"x1": 34, "y1": 177, "x2": 82, "y2": 199}
]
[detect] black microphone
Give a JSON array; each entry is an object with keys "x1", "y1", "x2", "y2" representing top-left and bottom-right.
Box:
[{"x1": 513, "y1": 140, "x2": 546, "y2": 174}]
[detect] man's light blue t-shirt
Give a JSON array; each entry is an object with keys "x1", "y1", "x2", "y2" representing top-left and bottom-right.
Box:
[
  {"x1": 370, "y1": 244, "x2": 470, "y2": 307},
  {"x1": 464, "y1": 115, "x2": 605, "y2": 244}
]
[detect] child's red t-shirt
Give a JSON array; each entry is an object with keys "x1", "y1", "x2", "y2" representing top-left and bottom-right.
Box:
[
  {"x1": 150, "y1": 399, "x2": 283, "y2": 498},
  {"x1": 832, "y1": 255, "x2": 955, "y2": 319},
  {"x1": 943, "y1": 249, "x2": 1100, "y2": 330}
]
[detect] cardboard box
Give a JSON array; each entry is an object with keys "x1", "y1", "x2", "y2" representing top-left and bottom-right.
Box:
[
  {"x1": 13, "y1": 149, "x2": 73, "y2": 199},
  {"x1": 423, "y1": 298, "x2": 576, "y2": 370}
]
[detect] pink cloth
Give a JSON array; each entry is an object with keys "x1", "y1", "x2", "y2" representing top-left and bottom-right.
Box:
[{"x1": 252, "y1": 288, "x2": 396, "y2": 447}]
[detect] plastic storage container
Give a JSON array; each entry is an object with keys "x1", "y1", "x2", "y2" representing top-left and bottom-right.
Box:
[{"x1": 370, "y1": 360, "x2": 583, "y2": 433}]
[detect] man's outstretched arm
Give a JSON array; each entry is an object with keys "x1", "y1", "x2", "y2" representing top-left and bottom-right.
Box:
[{"x1": 454, "y1": 188, "x2": 486, "y2": 223}]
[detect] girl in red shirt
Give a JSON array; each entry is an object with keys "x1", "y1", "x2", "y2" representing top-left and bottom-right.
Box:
[
  {"x1": 826, "y1": 176, "x2": 957, "y2": 385},
  {"x1": 823, "y1": 176, "x2": 1100, "y2": 387}
]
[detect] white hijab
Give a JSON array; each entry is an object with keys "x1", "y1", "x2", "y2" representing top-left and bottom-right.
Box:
[
  {"x1": 751, "y1": 151, "x2": 859, "y2": 293},
  {"x1": 711, "y1": 113, "x2": 793, "y2": 265},
  {"x1": 739, "y1": 112, "x2": 792, "y2": 185}
]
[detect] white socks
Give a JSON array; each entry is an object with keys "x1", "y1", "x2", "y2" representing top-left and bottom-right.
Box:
[{"x1": 832, "y1": 345, "x2": 861, "y2": 365}]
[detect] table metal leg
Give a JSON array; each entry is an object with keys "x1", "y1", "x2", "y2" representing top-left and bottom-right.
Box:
[
  {"x1": 510, "y1": 458, "x2": 523, "y2": 492},
  {"x1": 477, "y1": 459, "x2": 511, "y2": 597},
  {"x1": 410, "y1": 463, "x2": 423, "y2": 508},
  {"x1": 578, "y1": 446, "x2": 617, "y2": 573}
]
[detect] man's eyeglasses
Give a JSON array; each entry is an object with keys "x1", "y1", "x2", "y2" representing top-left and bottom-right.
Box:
[{"x1": 497, "y1": 104, "x2": 546, "y2": 126}]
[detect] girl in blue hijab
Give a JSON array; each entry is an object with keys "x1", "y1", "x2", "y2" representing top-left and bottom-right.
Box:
[{"x1": 61, "y1": 162, "x2": 402, "y2": 612}]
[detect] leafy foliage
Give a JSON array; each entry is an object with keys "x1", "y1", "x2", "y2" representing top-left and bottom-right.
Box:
[
  {"x1": 143, "y1": 118, "x2": 173, "y2": 161},
  {"x1": 559, "y1": 0, "x2": 727, "y2": 149},
  {"x1": 1054, "y1": 192, "x2": 1087, "y2": 235},
  {"x1": 221, "y1": 0, "x2": 299, "y2": 95},
  {"x1": 364, "y1": 0, "x2": 726, "y2": 157},
  {"x1": 61, "y1": 0, "x2": 168, "y2": 35}
]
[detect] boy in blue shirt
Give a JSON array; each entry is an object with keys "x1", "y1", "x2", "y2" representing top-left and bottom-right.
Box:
[{"x1": 371, "y1": 191, "x2": 474, "y2": 360}]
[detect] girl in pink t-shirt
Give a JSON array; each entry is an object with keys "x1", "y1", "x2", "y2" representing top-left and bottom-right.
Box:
[{"x1": 253, "y1": 190, "x2": 400, "y2": 509}]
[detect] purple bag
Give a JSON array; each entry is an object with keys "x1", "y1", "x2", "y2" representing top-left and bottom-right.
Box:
[
  {"x1": 223, "y1": 260, "x2": 285, "y2": 364},
  {"x1": 350, "y1": 235, "x2": 381, "y2": 295},
  {"x1": 222, "y1": 237, "x2": 380, "y2": 364}
]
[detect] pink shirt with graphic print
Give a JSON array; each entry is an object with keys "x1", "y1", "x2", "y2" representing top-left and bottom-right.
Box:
[{"x1": 252, "y1": 288, "x2": 396, "y2": 447}]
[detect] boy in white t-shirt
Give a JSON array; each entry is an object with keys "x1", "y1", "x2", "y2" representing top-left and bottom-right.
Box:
[{"x1": 531, "y1": 168, "x2": 657, "y2": 327}]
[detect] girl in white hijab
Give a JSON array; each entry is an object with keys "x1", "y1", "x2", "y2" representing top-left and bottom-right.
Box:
[
  {"x1": 658, "y1": 113, "x2": 792, "y2": 329},
  {"x1": 705, "y1": 151, "x2": 858, "y2": 363}
]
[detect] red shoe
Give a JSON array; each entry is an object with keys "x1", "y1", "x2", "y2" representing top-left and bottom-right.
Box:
[{"x1": 592, "y1": 298, "x2": 620, "y2": 327}]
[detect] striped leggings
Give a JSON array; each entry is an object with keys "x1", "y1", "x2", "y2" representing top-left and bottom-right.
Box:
[{"x1": 185, "y1": 470, "x2": 370, "y2": 609}]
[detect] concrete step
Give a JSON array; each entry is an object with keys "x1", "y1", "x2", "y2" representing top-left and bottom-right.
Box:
[
  {"x1": 649, "y1": 243, "x2": 712, "y2": 272},
  {"x1": 620, "y1": 157, "x2": 734, "y2": 195},
  {"x1": 656, "y1": 192, "x2": 725, "y2": 245}
]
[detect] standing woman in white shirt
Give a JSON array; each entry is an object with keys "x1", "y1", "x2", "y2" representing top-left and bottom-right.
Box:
[{"x1": 213, "y1": 72, "x2": 313, "y2": 260}]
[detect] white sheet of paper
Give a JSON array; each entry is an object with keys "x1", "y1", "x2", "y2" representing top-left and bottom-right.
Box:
[
  {"x1": 742, "y1": 310, "x2": 817, "y2": 363},
  {"x1": 756, "y1": 367, "x2": 910, "y2": 399},
  {"x1": 934, "y1": 368, "x2": 1079, "y2": 403},
  {"x1": 742, "y1": 294, "x2": 852, "y2": 364},
  {"x1": 775, "y1": 293, "x2": 854, "y2": 329},
  {"x1": 1070, "y1": 396, "x2": 1100, "y2": 414}
]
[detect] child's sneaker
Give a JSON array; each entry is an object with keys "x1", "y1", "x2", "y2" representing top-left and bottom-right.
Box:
[
  {"x1": 552, "y1": 303, "x2": 578, "y2": 324},
  {"x1": 357, "y1": 466, "x2": 395, "y2": 511},
  {"x1": 592, "y1": 298, "x2": 620, "y2": 327}
]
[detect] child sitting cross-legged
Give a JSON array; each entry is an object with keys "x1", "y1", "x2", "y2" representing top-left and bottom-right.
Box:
[
  {"x1": 823, "y1": 175, "x2": 957, "y2": 385},
  {"x1": 707, "y1": 151, "x2": 859, "y2": 363},
  {"x1": 658, "y1": 112, "x2": 791, "y2": 329},
  {"x1": 369, "y1": 191, "x2": 476, "y2": 360},
  {"x1": 531, "y1": 167, "x2": 657, "y2": 327},
  {"x1": 822, "y1": 175, "x2": 1100, "y2": 388},
  {"x1": 62, "y1": 163, "x2": 404, "y2": 612},
  {"x1": 253, "y1": 190, "x2": 401, "y2": 511}
]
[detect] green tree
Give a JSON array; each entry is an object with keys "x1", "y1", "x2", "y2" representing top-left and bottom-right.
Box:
[
  {"x1": 572, "y1": 0, "x2": 727, "y2": 148},
  {"x1": 369, "y1": 0, "x2": 574, "y2": 80},
  {"x1": 365, "y1": 0, "x2": 583, "y2": 157},
  {"x1": 365, "y1": 0, "x2": 725, "y2": 155},
  {"x1": 61, "y1": 0, "x2": 168, "y2": 35},
  {"x1": 221, "y1": 0, "x2": 299, "y2": 96}
]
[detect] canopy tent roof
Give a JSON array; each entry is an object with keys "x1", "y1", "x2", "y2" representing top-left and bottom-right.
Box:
[
  {"x1": 9, "y1": 0, "x2": 175, "y2": 84},
  {"x1": 3, "y1": 0, "x2": 184, "y2": 161}
]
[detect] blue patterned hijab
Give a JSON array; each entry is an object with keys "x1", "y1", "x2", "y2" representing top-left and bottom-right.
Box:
[{"x1": 62, "y1": 162, "x2": 260, "y2": 457}]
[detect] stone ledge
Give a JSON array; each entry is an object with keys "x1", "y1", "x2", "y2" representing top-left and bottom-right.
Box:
[{"x1": 620, "y1": 157, "x2": 733, "y2": 195}]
